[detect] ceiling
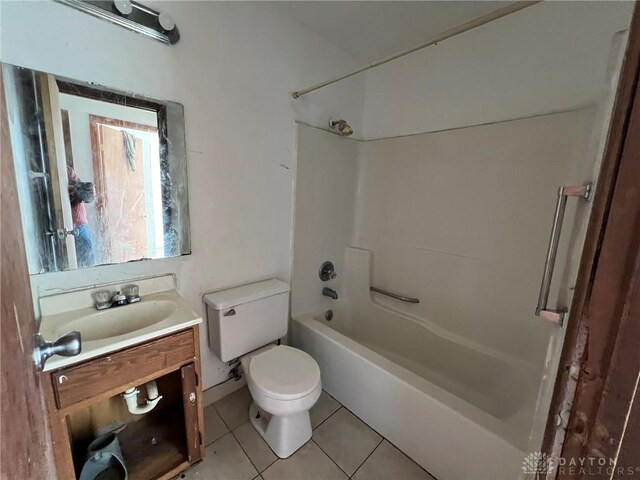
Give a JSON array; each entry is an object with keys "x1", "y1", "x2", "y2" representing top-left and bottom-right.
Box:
[{"x1": 282, "y1": 1, "x2": 508, "y2": 64}]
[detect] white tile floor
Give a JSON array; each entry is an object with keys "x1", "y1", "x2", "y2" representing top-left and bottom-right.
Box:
[{"x1": 179, "y1": 387, "x2": 436, "y2": 480}]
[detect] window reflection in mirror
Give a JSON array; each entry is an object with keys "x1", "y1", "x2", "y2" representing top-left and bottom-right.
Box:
[{"x1": 2, "y1": 63, "x2": 191, "y2": 274}]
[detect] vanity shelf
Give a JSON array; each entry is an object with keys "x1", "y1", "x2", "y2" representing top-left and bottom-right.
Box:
[
  {"x1": 43, "y1": 327, "x2": 205, "y2": 480},
  {"x1": 116, "y1": 404, "x2": 188, "y2": 480},
  {"x1": 68, "y1": 370, "x2": 188, "y2": 480}
]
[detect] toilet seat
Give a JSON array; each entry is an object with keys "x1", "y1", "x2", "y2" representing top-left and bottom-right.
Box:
[{"x1": 248, "y1": 345, "x2": 320, "y2": 401}]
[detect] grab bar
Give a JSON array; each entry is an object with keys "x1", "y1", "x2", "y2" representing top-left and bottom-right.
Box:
[
  {"x1": 370, "y1": 286, "x2": 420, "y2": 304},
  {"x1": 536, "y1": 183, "x2": 592, "y2": 326}
]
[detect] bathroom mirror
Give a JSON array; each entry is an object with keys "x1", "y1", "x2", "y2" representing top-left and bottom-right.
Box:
[{"x1": 2, "y1": 63, "x2": 191, "y2": 274}]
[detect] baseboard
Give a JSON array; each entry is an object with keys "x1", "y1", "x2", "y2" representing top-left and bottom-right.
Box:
[{"x1": 203, "y1": 376, "x2": 247, "y2": 406}]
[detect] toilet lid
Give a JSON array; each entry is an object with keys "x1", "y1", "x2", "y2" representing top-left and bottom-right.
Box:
[{"x1": 249, "y1": 345, "x2": 320, "y2": 400}]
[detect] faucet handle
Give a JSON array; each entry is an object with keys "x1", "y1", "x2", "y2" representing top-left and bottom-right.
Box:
[
  {"x1": 124, "y1": 284, "x2": 141, "y2": 304},
  {"x1": 94, "y1": 290, "x2": 112, "y2": 310},
  {"x1": 319, "y1": 261, "x2": 337, "y2": 281},
  {"x1": 34, "y1": 331, "x2": 82, "y2": 371}
]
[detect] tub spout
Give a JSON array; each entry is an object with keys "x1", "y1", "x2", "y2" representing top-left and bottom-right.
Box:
[{"x1": 322, "y1": 287, "x2": 338, "y2": 300}]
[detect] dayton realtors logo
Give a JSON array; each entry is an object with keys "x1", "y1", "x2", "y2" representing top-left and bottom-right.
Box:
[
  {"x1": 522, "y1": 452, "x2": 640, "y2": 477},
  {"x1": 522, "y1": 452, "x2": 556, "y2": 475}
]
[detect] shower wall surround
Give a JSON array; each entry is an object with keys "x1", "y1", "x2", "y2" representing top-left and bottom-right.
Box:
[
  {"x1": 291, "y1": 125, "x2": 358, "y2": 317},
  {"x1": 290, "y1": 1, "x2": 631, "y2": 460},
  {"x1": 294, "y1": 108, "x2": 595, "y2": 372},
  {"x1": 354, "y1": 109, "x2": 595, "y2": 370},
  {"x1": 292, "y1": 0, "x2": 631, "y2": 373}
]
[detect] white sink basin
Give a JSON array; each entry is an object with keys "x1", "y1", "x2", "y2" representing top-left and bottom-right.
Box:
[
  {"x1": 38, "y1": 285, "x2": 202, "y2": 371},
  {"x1": 54, "y1": 299, "x2": 178, "y2": 342}
]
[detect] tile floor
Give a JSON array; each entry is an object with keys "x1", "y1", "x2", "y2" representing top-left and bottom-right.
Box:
[{"x1": 179, "y1": 386, "x2": 436, "y2": 480}]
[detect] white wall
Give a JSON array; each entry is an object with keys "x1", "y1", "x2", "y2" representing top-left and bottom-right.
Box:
[
  {"x1": 291, "y1": 1, "x2": 632, "y2": 371},
  {"x1": 354, "y1": 109, "x2": 596, "y2": 370},
  {"x1": 291, "y1": 124, "x2": 358, "y2": 317},
  {"x1": 361, "y1": 1, "x2": 633, "y2": 139},
  {"x1": 292, "y1": 108, "x2": 596, "y2": 372},
  {"x1": 1, "y1": 0, "x2": 365, "y2": 388}
]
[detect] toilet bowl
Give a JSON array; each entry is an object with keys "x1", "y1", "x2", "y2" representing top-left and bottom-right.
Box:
[
  {"x1": 241, "y1": 344, "x2": 321, "y2": 458},
  {"x1": 204, "y1": 279, "x2": 321, "y2": 459}
]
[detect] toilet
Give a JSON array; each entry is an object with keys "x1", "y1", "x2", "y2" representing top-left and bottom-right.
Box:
[{"x1": 204, "y1": 279, "x2": 321, "y2": 458}]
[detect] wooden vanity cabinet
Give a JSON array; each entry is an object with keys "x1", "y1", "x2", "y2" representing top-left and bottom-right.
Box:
[{"x1": 42, "y1": 327, "x2": 205, "y2": 480}]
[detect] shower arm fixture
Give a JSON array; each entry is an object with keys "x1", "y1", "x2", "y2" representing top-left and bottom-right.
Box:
[
  {"x1": 329, "y1": 119, "x2": 353, "y2": 136},
  {"x1": 54, "y1": 0, "x2": 180, "y2": 45},
  {"x1": 292, "y1": 0, "x2": 541, "y2": 99}
]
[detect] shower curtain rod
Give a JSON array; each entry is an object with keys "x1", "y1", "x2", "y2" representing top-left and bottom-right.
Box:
[{"x1": 292, "y1": 0, "x2": 541, "y2": 99}]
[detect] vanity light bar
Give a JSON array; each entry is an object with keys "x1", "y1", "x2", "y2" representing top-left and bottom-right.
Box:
[{"x1": 54, "y1": 0, "x2": 180, "y2": 45}]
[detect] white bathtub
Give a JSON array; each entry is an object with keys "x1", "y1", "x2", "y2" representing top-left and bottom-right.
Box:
[{"x1": 291, "y1": 249, "x2": 538, "y2": 480}]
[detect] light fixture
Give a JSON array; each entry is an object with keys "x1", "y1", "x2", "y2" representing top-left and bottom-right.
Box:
[
  {"x1": 158, "y1": 12, "x2": 175, "y2": 32},
  {"x1": 55, "y1": 0, "x2": 180, "y2": 45},
  {"x1": 113, "y1": 0, "x2": 132, "y2": 16}
]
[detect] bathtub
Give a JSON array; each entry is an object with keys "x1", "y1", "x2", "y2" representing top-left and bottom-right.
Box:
[{"x1": 291, "y1": 248, "x2": 538, "y2": 480}]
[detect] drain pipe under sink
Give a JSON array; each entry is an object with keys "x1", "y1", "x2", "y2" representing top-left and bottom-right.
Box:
[{"x1": 122, "y1": 380, "x2": 163, "y2": 415}]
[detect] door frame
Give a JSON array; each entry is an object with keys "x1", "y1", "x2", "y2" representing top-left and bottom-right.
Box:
[
  {"x1": 89, "y1": 114, "x2": 159, "y2": 262},
  {"x1": 42, "y1": 73, "x2": 78, "y2": 269},
  {"x1": 542, "y1": 3, "x2": 640, "y2": 476},
  {"x1": 1, "y1": 65, "x2": 57, "y2": 479},
  {"x1": 89, "y1": 113, "x2": 159, "y2": 218}
]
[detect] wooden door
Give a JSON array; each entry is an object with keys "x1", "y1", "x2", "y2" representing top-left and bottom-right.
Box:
[
  {"x1": 1, "y1": 66, "x2": 56, "y2": 479},
  {"x1": 181, "y1": 363, "x2": 204, "y2": 464},
  {"x1": 543, "y1": 4, "x2": 640, "y2": 477},
  {"x1": 90, "y1": 116, "x2": 151, "y2": 263},
  {"x1": 559, "y1": 48, "x2": 640, "y2": 477},
  {"x1": 617, "y1": 389, "x2": 640, "y2": 473}
]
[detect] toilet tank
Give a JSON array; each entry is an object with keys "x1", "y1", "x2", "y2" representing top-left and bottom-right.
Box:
[{"x1": 204, "y1": 279, "x2": 290, "y2": 362}]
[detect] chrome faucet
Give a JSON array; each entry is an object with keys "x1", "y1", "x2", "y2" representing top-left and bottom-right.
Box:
[
  {"x1": 111, "y1": 290, "x2": 127, "y2": 307},
  {"x1": 94, "y1": 284, "x2": 141, "y2": 310},
  {"x1": 322, "y1": 287, "x2": 338, "y2": 300}
]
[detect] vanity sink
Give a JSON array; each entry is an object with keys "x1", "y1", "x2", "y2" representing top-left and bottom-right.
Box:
[
  {"x1": 54, "y1": 300, "x2": 178, "y2": 342},
  {"x1": 38, "y1": 276, "x2": 202, "y2": 371}
]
